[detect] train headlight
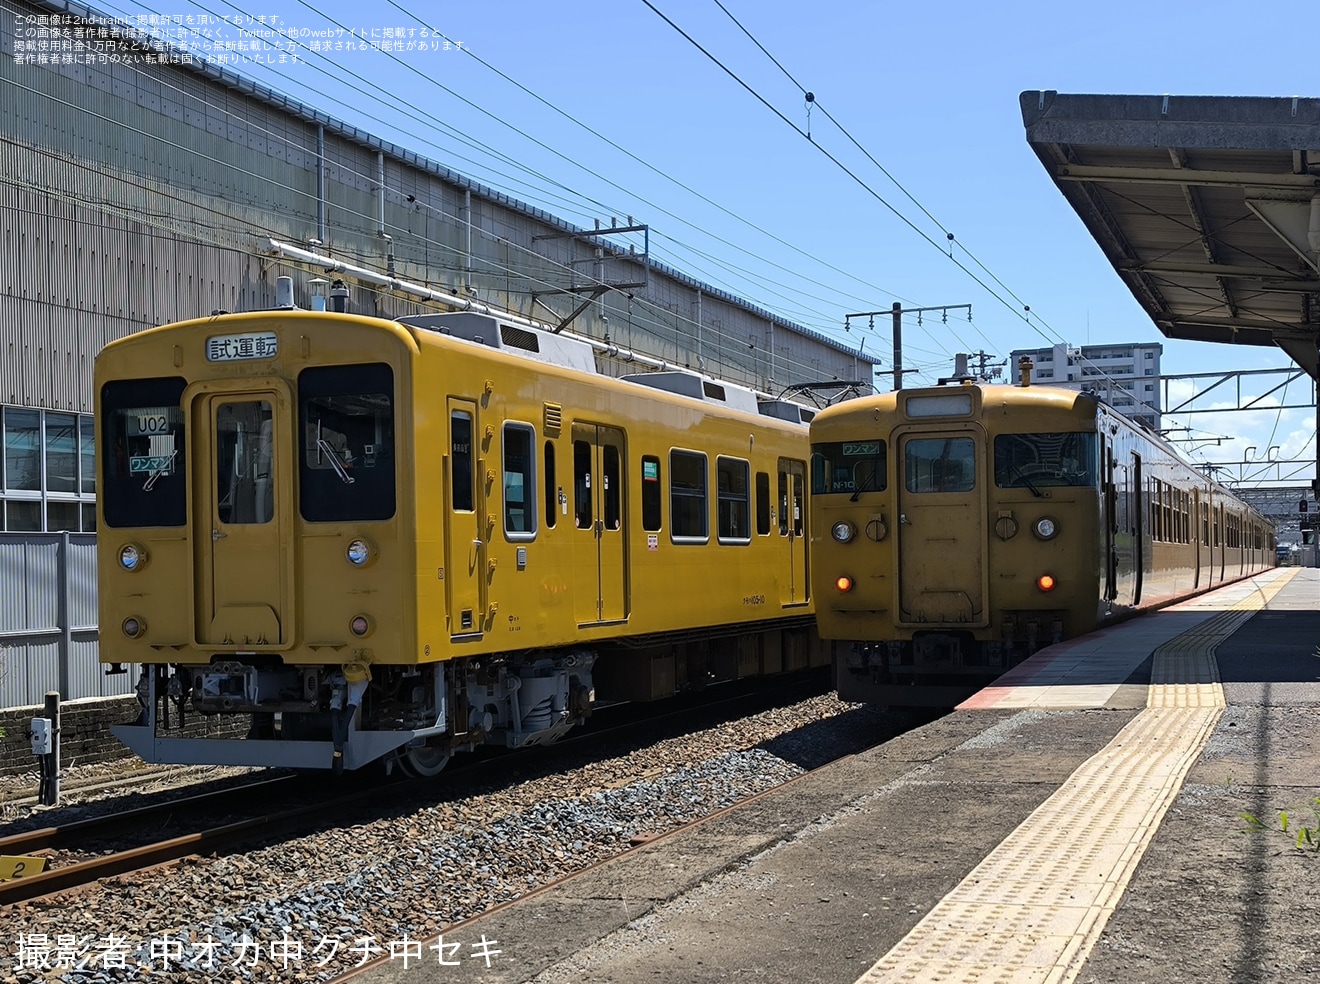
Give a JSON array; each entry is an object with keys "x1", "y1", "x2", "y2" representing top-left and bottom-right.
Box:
[
  {"x1": 1032, "y1": 517, "x2": 1059, "y2": 540},
  {"x1": 118, "y1": 543, "x2": 147, "y2": 571},
  {"x1": 1036, "y1": 574, "x2": 1057, "y2": 592},
  {"x1": 349, "y1": 614, "x2": 372, "y2": 637},
  {"x1": 834, "y1": 575, "x2": 855, "y2": 593},
  {"x1": 831, "y1": 521, "x2": 857, "y2": 544},
  {"x1": 346, "y1": 538, "x2": 372, "y2": 566},
  {"x1": 121, "y1": 616, "x2": 146, "y2": 639}
]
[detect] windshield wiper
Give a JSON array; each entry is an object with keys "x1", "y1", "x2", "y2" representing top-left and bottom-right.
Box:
[
  {"x1": 1010, "y1": 463, "x2": 1043, "y2": 498},
  {"x1": 317, "y1": 438, "x2": 356, "y2": 485},
  {"x1": 142, "y1": 450, "x2": 177, "y2": 492}
]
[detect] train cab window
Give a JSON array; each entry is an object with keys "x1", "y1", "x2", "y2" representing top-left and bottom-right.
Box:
[
  {"x1": 810, "y1": 441, "x2": 886, "y2": 496},
  {"x1": 642, "y1": 455, "x2": 662, "y2": 532},
  {"x1": 502, "y1": 423, "x2": 536, "y2": 538},
  {"x1": 993, "y1": 433, "x2": 1097, "y2": 490},
  {"x1": 716, "y1": 456, "x2": 750, "y2": 544},
  {"x1": 670, "y1": 449, "x2": 708, "y2": 541},
  {"x1": 544, "y1": 441, "x2": 557, "y2": 529},
  {"x1": 299, "y1": 364, "x2": 395, "y2": 522},
  {"x1": 100, "y1": 376, "x2": 188, "y2": 528},
  {"x1": 755, "y1": 471, "x2": 771, "y2": 535},
  {"x1": 906, "y1": 437, "x2": 975, "y2": 493}
]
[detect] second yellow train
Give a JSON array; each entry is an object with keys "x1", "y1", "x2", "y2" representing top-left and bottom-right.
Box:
[{"x1": 809, "y1": 364, "x2": 1275, "y2": 706}]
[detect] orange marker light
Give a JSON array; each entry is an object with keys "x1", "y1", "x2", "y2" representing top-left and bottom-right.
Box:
[
  {"x1": 835, "y1": 575, "x2": 854, "y2": 593},
  {"x1": 1036, "y1": 574, "x2": 1056, "y2": 592}
]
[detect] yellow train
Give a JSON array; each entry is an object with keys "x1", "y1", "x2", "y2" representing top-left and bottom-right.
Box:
[
  {"x1": 96, "y1": 298, "x2": 827, "y2": 774},
  {"x1": 809, "y1": 372, "x2": 1275, "y2": 706}
]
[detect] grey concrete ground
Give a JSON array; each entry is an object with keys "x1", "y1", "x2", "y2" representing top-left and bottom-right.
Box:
[{"x1": 355, "y1": 570, "x2": 1320, "y2": 984}]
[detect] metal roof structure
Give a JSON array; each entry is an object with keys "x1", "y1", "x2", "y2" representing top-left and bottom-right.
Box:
[{"x1": 1021, "y1": 91, "x2": 1320, "y2": 378}]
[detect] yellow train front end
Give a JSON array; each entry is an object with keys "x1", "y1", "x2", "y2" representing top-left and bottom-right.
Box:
[
  {"x1": 97, "y1": 303, "x2": 824, "y2": 774},
  {"x1": 810, "y1": 383, "x2": 1102, "y2": 705},
  {"x1": 98, "y1": 310, "x2": 428, "y2": 772}
]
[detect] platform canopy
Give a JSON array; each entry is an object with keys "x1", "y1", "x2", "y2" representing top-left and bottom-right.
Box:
[{"x1": 1021, "y1": 91, "x2": 1320, "y2": 378}]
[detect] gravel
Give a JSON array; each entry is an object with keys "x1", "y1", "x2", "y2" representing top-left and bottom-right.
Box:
[{"x1": 1, "y1": 694, "x2": 907, "y2": 983}]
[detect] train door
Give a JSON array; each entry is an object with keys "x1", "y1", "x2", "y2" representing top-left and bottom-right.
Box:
[
  {"x1": 1192, "y1": 489, "x2": 1202, "y2": 589},
  {"x1": 1112, "y1": 454, "x2": 1139, "y2": 606},
  {"x1": 777, "y1": 458, "x2": 809, "y2": 606},
  {"x1": 895, "y1": 429, "x2": 988, "y2": 627},
  {"x1": 445, "y1": 400, "x2": 483, "y2": 636},
  {"x1": 1103, "y1": 443, "x2": 1117, "y2": 602},
  {"x1": 571, "y1": 422, "x2": 628, "y2": 624},
  {"x1": 1131, "y1": 453, "x2": 1144, "y2": 604},
  {"x1": 195, "y1": 388, "x2": 292, "y2": 646},
  {"x1": 1217, "y1": 504, "x2": 1226, "y2": 582}
]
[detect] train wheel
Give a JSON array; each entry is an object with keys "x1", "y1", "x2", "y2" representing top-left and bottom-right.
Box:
[{"x1": 395, "y1": 743, "x2": 452, "y2": 778}]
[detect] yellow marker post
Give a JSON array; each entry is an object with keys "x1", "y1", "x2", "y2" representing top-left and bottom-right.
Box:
[{"x1": 0, "y1": 856, "x2": 47, "y2": 881}]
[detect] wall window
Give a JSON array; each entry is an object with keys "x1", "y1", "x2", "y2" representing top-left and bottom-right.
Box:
[
  {"x1": 2, "y1": 405, "x2": 100, "y2": 532},
  {"x1": 670, "y1": 450, "x2": 708, "y2": 541},
  {"x1": 716, "y1": 456, "x2": 750, "y2": 544},
  {"x1": 503, "y1": 423, "x2": 536, "y2": 538}
]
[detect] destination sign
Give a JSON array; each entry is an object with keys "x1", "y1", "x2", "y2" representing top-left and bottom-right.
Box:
[{"x1": 206, "y1": 332, "x2": 278, "y2": 362}]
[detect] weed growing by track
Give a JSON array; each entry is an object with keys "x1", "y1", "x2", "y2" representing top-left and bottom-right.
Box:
[{"x1": 1240, "y1": 797, "x2": 1320, "y2": 855}]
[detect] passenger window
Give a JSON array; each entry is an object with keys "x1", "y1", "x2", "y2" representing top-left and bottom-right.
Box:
[
  {"x1": 642, "y1": 455, "x2": 662, "y2": 532},
  {"x1": 755, "y1": 471, "x2": 770, "y2": 535},
  {"x1": 502, "y1": 423, "x2": 535, "y2": 538},
  {"x1": 544, "y1": 441, "x2": 557, "y2": 529},
  {"x1": 717, "y1": 457, "x2": 750, "y2": 543},
  {"x1": 670, "y1": 450, "x2": 708, "y2": 541}
]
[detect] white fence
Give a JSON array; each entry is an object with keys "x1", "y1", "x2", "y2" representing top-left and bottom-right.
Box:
[{"x1": 0, "y1": 533, "x2": 131, "y2": 708}]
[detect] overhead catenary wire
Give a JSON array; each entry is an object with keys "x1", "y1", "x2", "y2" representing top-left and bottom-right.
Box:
[{"x1": 93, "y1": 0, "x2": 919, "y2": 364}]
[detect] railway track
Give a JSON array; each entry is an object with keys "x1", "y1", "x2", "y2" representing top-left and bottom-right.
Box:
[{"x1": 0, "y1": 671, "x2": 831, "y2": 906}]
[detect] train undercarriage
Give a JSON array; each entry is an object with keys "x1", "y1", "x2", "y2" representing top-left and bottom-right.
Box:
[
  {"x1": 838, "y1": 612, "x2": 1065, "y2": 706},
  {"x1": 114, "y1": 650, "x2": 597, "y2": 775}
]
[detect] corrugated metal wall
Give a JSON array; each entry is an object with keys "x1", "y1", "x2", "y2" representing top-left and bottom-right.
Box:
[
  {"x1": 0, "y1": 532, "x2": 125, "y2": 707},
  {"x1": 0, "y1": 0, "x2": 870, "y2": 404},
  {"x1": 0, "y1": 0, "x2": 874, "y2": 708}
]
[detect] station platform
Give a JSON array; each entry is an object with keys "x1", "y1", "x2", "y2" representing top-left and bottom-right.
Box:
[{"x1": 360, "y1": 567, "x2": 1320, "y2": 984}]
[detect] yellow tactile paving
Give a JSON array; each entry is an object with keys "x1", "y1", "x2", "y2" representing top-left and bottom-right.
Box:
[{"x1": 855, "y1": 569, "x2": 1297, "y2": 984}]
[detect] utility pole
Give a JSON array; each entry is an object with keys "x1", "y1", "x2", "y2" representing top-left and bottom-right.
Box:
[
  {"x1": 845, "y1": 304, "x2": 972, "y2": 391},
  {"x1": 967, "y1": 350, "x2": 1006, "y2": 382}
]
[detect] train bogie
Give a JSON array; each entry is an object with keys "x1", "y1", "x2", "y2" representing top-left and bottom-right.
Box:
[{"x1": 96, "y1": 303, "x2": 822, "y2": 772}]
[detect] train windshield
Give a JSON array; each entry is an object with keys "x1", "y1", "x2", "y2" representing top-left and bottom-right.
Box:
[
  {"x1": 993, "y1": 433, "x2": 1098, "y2": 489},
  {"x1": 811, "y1": 440, "x2": 887, "y2": 496},
  {"x1": 100, "y1": 376, "x2": 188, "y2": 528},
  {"x1": 904, "y1": 437, "x2": 975, "y2": 493},
  {"x1": 298, "y1": 363, "x2": 395, "y2": 522}
]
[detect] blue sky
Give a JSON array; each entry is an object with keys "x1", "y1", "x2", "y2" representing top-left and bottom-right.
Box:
[{"x1": 95, "y1": 0, "x2": 1317, "y2": 487}]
